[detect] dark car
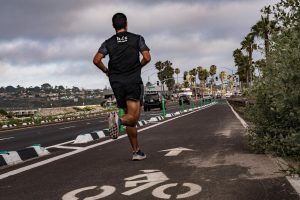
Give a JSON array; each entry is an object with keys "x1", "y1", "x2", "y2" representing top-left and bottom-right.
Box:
[
  {"x1": 143, "y1": 93, "x2": 163, "y2": 111},
  {"x1": 179, "y1": 95, "x2": 190, "y2": 105}
]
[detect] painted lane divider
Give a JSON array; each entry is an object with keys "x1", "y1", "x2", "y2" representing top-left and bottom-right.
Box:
[
  {"x1": 0, "y1": 137, "x2": 15, "y2": 141},
  {"x1": 0, "y1": 144, "x2": 49, "y2": 167}
]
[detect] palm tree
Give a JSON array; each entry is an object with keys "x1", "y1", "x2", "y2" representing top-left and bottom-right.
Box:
[
  {"x1": 233, "y1": 48, "x2": 249, "y2": 88},
  {"x1": 209, "y1": 65, "x2": 217, "y2": 94},
  {"x1": 219, "y1": 71, "x2": 226, "y2": 93},
  {"x1": 251, "y1": 15, "x2": 277, "y2": 58},
  {"x1": 241, "y1": 33, "x2": 257, "y2": 86},
  {"x1": 175, "y1": 68, "x2": 180, "y2": 84}
]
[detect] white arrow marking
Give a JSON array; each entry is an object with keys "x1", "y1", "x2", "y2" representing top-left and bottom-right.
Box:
[{"x1": 159, "y1": 147, "x2": 194, "y2": 156}]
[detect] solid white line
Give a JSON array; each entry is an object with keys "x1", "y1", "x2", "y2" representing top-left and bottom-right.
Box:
[
  {"x1": 227, "y1": 101, "x2": 248, "y2": 129},
  {"x1": 0, "y1": 137, "x2": 15, "y2": 141},
  {"x1": 51, "y1": 146, "x2": 83, "y2": 150},
  {"x1": 45, "y1": 140, "x2": 75, "y2": 149},
  {"x1": 0, "y1": 103, "x2": 216, "y2": 180},
  {"x1": 227, "y1": 101, "x2": 300, "y2": 196}
]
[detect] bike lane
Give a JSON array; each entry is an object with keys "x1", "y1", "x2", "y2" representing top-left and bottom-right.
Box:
[{"x1": 0, "y1": 104, "x2": 298, "y2": 200}]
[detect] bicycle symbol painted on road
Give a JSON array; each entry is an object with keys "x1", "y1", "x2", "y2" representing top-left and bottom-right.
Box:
[{"x1": 62, "y1": 169, "x2": 202, "y2": 199}]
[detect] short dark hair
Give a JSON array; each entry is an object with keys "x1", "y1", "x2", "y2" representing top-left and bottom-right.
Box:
[{"x1": 112, "y1": 13, "x2": 127, "y2": 30}]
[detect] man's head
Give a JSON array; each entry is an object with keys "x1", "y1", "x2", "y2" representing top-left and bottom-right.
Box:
[{"x1": 112, "y1": 13, "x2": 127, "y2": 31}]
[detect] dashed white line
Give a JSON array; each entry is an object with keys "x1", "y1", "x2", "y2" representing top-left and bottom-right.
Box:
[
  {"x1": 59, "y1": 126, "x2": 76, "y2": 130},
  {"x1": 0, "y1": 137, "x2": 15, "y2": 141}
]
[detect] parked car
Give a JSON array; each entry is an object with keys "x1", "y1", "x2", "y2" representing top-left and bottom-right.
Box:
[
  {"x1": 179, "y1": 95, "x2": 191, "y2": 105},
  {"x1": 143, "y1": 93, "x2": 163, "y2": 111}
]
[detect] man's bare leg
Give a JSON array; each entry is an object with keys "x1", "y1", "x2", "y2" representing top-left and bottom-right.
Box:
[{"x1": 120, "y1": 100, "x2": 141, "y2": 152}]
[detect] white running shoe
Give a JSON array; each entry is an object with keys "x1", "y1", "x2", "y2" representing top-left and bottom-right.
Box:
[
  {"x1": 132, "y1": 150, "x2": 147, "y2": 161},
  {"x1": 108, "y1": 112, "x2": 119, "y2": 139}
]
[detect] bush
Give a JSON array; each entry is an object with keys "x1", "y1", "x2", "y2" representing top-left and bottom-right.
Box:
[
  {"x1": 0, "y1": 109, "x2": 7, "y2": 116},
  {"x1": 247, "y1": 11, "x2": 300, "y2": 172}
]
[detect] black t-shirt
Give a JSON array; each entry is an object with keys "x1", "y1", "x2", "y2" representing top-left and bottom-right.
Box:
[{"x1": 98, "y1": 31, "x2": 150, "y2": 84}]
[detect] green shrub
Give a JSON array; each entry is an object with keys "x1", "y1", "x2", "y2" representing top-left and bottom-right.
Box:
[{"x1": 247, "y1": 11, "x2": 300, "y2": 172}]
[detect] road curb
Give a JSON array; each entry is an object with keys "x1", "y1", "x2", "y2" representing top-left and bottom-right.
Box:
[{"x1": 0, "y1": 144, "x2": 49, "y2": 167}]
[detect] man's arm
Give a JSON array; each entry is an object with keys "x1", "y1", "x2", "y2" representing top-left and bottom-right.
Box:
[
  {"x1": 140, "y1": 51, "x2": 151, "y2": 67},
  {"x1": 93, "y1": 52, "x2": 109, "y2": 76}
]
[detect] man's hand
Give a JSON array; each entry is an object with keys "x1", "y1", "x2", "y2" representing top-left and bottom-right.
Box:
[
  {"x1": 140, "y1": 51, "x2": 151, "y2": 67},
  {"x1": 93, "y1": 52, "x2": 109, "y2": 76}
]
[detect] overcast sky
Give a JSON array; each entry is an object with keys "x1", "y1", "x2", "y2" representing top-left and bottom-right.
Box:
[{"x1": 0, "y1": 0, "x2": 277, "y2": 89}]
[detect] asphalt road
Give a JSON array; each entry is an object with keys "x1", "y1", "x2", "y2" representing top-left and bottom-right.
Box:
[
  {"x1": 0, "y1": 101, "x2": 186, "y2": 151},
  {"x1": 0, "y1": 102, "x2": 298, "y2": 200}
]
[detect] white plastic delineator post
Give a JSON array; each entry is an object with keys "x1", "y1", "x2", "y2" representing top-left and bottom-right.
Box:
[
  {"x1": 73, "y1": 134, "x2": 93, "y2": 144},
  {"x1": 94, "y1": 131, "x2": 106, "y2": 138},
  {"x1": 31, "y1": 144, "x2": 50, "y2": 156},
  {"x1": 1, "y1": 152, "x2": 22, "y2": 165}
]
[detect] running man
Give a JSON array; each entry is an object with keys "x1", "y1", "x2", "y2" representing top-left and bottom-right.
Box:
[{"x1": 93, "y1": 13, "x2": 151, "y2": 161}]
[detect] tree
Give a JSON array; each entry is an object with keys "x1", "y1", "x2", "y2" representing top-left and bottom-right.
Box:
[
  {"x1": 72, "y1": 86, "x2": 80, "y2": 93},
  {"x1": 183, "y1": 71, "x2": 189, "y2": 88},
  {"x1": 251, "y1": 15, "x2": 278, "y2": 58},
  {"x1": 175, "y1": 68, "x2": 180, "y2": 84},
  {"x1": 219, "y1": 71, "x2": 226, "y2": 91},
  {"x1": 155, "y1": 60, "x2": 175, "y2": 91},
  {"x1": 5, "y1": 86, "x2": 16, "y2": 93},
  {"x1": 58, "y1": 85, "x2": 65, "y2": 91},
  {"x1": 209, "y1": 65, "x2": 217, "y2": 94},
  {"x1": 41, "y1": 83, "x2": 52, "y2": 91},
  {"x1": 233, "y1": 48, "x2": 249, "y2": 87},
  {"x1": 189, "y1": 69, "x2": 197, "y2": 85},
  {"x1": 241, "y1": 33, "x2": 257, "y2": 85},
  {"x1": 198, "y1": 67, "x2": 209, "y2": 87}
]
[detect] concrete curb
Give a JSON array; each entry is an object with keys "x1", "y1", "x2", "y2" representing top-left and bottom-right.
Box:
[
  {"x1": 0, "y1": 145, "x2": 49, "y2": 167},
  {"x1": 73, "y1": 130, "x2": 106, "y2": 144}
]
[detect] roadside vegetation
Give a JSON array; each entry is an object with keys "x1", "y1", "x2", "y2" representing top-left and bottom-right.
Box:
[{"x1": 232, "y1": 0, "x2": 300, "y2": 175}]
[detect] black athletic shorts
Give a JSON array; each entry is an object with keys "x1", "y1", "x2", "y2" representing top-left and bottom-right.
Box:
[{"x1": 111, "y1": 82, "x2": 144, "y2": 109}]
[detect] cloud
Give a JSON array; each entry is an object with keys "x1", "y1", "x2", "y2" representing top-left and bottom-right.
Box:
[{"x1": 0, "y1": 0, "x2": 278, "y2": 88}]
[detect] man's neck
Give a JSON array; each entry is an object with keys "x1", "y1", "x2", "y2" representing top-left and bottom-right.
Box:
[{"x1": 116, "y1": 28, "x2": 127, "y2": 33}]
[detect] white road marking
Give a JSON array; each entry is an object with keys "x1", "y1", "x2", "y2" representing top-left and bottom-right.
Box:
[
  {"x1": 122, "y1": 170, "x2": 169, "y2": 196},
  {"x1": 152, "y1": 183, "x2": 177, "y2": 199},
  {"x1": 0, "y1": 103, "x2": 216, "y2": 180},
  {"x1": 51, "y1": 146, "x2": 83, "y2": 150},
  {"x1": 176, "y1": 183, "x2": 202, "y2": 199},
  {"x1": 59, "y1": 126, "x2": 76, "y2": 130},
  {"x1": 86, "y1": 122, "x2": 91, "y2": 125},
  {"x1": 45, "y1": 140, "x2": 75, "y2": 149},
  {"x1": 227, "y1": 101, "x2": 248, "y2": 129},
  {"x1": 62, "y1": 185, "x2": 116, "y2": 200},
  {"x1": 0, "y1": 137, "x2": 15, "y2": 141},
  {"x1": 160, "y1": 147, "x2": 194, "y2": 157}
]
